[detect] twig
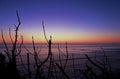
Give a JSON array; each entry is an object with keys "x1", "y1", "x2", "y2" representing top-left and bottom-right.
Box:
[
  {"x1": 56, "y1": 63, "x2": 71, "y2": 79},
  {"x1": 27, "y1": 53, "x2": 31, "y2": 79},
  {"x1": 9, "y1": 27, "x2": 13, "y2": 44},
  {"x1": 57, "y1": 43, "x2": 62, "y2": 67},
  {"x1": 85, "y1": 54, "x2": 105, "y2": 72},
  {"x1": 1, "y1": 30, "x2": 11, "y2": 60},
  {"x1": 63, "y1": 42, "x2": 69, "y2": 70},
  {"x1": 17, "y1": 35, "x2": 23, "y2": 56},
  {"x1": 42, "y1": 21, "x2": 48, "y2": 43},
  {"x1": 72, "y1": 54, "x2": 77, "y2": 79}
]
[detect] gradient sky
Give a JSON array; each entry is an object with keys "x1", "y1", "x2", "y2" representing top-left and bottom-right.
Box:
[{"x1": 0, "y1": 0, "x2": 120, "y2": 44}]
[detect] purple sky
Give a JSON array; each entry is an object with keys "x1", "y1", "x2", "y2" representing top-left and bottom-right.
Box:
[{"x1": 0, "y1": 0, "x2": 120, "y2": 43}]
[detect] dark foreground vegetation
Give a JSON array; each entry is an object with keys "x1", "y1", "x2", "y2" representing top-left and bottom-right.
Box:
[{"x1": 0, "y1": 11, "x2": 120, "y2": 79}]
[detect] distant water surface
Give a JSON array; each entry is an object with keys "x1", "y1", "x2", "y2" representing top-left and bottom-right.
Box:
[{"x1": 0, "y1": 43, "x2": 120, "y2": 69}]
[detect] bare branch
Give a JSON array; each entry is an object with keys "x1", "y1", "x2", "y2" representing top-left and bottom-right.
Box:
[
  {"x1": 56, "y1": 63, "x2": 71, "y2": 79},
  {"x1": 9, "y1": 27, "x2": 13, "y2": 44},
  {"x1": 12, "y1": 10, "x2": 21, "y2": 55},
  {"x1": 17, "y1": 35, "x2": 23, "y2": 55},
  {"x1": 32, "y1": 36, "x2": 36, "y2": 53},
  {"x1": 42, "y1": 21, "x2": 48, "y2": 43},
  {"x1": 1, "y1": 30, "x2": 11, "y2": 60},
  {"x1": 16, "y1": 10, "x2": 21, "y2": 30},
  {"x1": 85, "y1": 54, "x2": 105, "y2": 73},
  {"x1": 63, "y1": 42, "x2": 69, "y2": 70}
]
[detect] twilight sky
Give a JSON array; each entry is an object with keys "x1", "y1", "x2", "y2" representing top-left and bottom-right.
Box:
[{"x1": 0, "y1": 0, "x2": 120, "y2": 44}]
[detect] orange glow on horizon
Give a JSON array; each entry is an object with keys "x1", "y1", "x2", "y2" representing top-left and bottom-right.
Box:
[{"x1": 0, "y1": 33, "x2": 120, "y2": 44}]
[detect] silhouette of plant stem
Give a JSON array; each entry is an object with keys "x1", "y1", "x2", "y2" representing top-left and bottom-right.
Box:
[
  {"x1": 32, "y1": 36, "x2": 39, "y2": 68},
  {"x1": 16, "y1": 35, "x2": 23, "y2": 56},
  {"x1": 32, "y1": 36, "x2": 41, "y2": 79},
  {"x1": 1, "y1": 30, "x2": 11, "y2": 61},
  {"x1": 0, "y1": 10, "x2": 24, "y2": 79},
  {"x1": 85, "y1": 54, "x2": 105, "y2": 73},
  {"x1": 72, "y1": 54, "x2": 77, "y2": 79},
  {"x1": 63, "y1": 42, "x2": 69, "y2": 70},
  {"x1": 42, "y1": 21, "x2": 48, "y2": 43},
  {"x1": 34, "y1": 21, "x2": 53, "y2": 79},
  {"x1": 9, "y1": 27, "x2": 13, "y2": 44},
  {"x1": 58, "y1": 43, "x2": 62, "y2": 67},
  {"x1": 55, "y1": 63, "x2": 70, "y2": 79},
  {"x1": 85, "y1": 54, "x2": 110, "y2": 79},
  {"x1": 27, "y1": 53, "x2": 31, "y2": 79},
  {"x1": 11, "y1": 10, "x2": 21, "y2": 69},
  {"x1": 19, "y1": 54, "x2": 27, "y2": 71}
]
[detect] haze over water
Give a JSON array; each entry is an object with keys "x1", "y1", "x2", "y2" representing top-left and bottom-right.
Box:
[{"x1": 1, "y1": 43, "x2": 120, "y2": 69}]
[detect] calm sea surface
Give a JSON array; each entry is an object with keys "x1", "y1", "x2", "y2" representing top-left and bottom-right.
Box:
[
  {"x1": 0, "y1": 43, "x2": 120, "y2": 77},
  {"x1": 0, "y1": 43, "x2": 120, "y2": 67}
]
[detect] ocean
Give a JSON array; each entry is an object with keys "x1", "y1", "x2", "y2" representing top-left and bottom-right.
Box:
[{"x1": 0, "y1": 43, "x2": 120, "y2": 78}]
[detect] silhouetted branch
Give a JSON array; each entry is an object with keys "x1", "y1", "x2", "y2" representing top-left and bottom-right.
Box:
[
  {"x1": 32, "y1": 36, "x2": 39, "y2": 67},
  {"x1": 1, "y1": 30, "x2": 11, "y2": 60},
  {"x1": 9, "y1": 27, "x2": 13, "y2": 44},
  {"x1": 85, "y1": 54, "x2": 105, "y2": 72},
  {"x1": 27, "y1": 53, "x2": 31, "y2": 79},
  {"x1": 12, "y1": 10, "x2": 21, "y2": 56},
  {"x1": 23, "y1": 43, "x2": 33, "y2": 55},
  {"x1": 10, "y1": 10, "x2": 21, "y2": 69},
  {"x1": 42, "y1": 21, "x2": 48, "y2": 43},
  {"x1": 16, "y1": 10, "x2": 21, "y2": 29},
  {"x1": 72, "y1": 54, "x2": 77, "y2": 79},
  {"x1": 63, "y1": 42, "x2": 69, "y2": 70},
  {"x1": 17, "y1": 35, "x2": 23, "y2": 56},
  {"x1": 58, "y1": 43, "x2": 62, "y2": 66},
  {"x1": 56, "y1": 63, "x2": 71, "y2": 79},
  {"x1": 85, "y1": 54, "x2": 111, "y2": 79}
]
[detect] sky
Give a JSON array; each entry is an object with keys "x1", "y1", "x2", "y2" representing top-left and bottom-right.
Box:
[{"x1": 0, "y1": 0, "x2": 120, "y2": 44}]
